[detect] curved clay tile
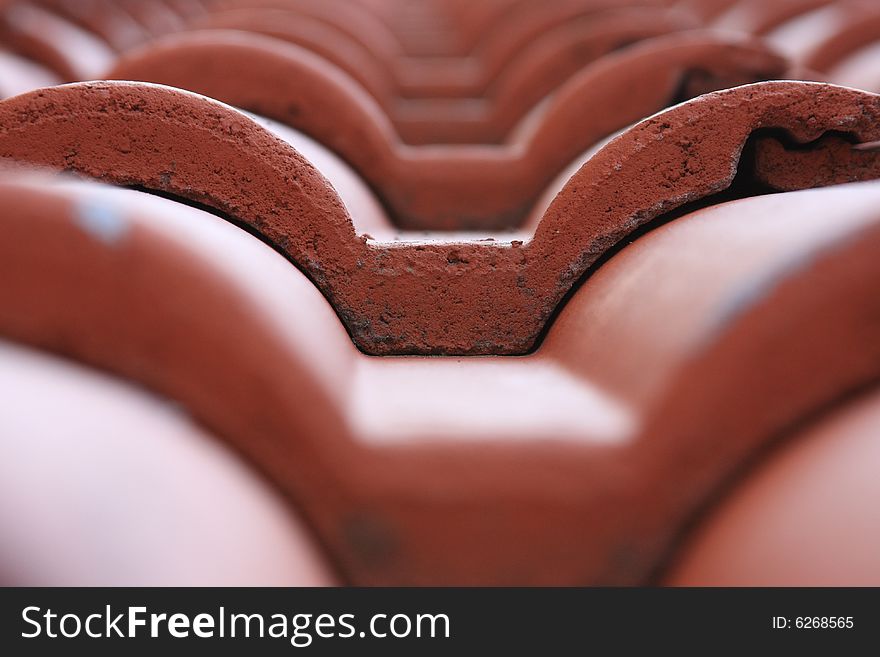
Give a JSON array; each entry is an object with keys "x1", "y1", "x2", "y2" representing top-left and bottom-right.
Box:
[
  {"x1": 800, "y1": 10, "x2": 880, "y2": 76},
  {"x1": 34, "y1": 0, "x2": 149, "y2": 51},
  {"x1": 210, "y1": 0, "x2": 403, "y2": 62},
  {"x1": 754, "y1": 134, "x2": 880, "y2": 191},
  {"x1": 541, "y1": 182, "x2": 880, "y2": 584},
  {"x1": 353, "y1": 0, "x2": 522, "y2": 56},
  {"x1": 375, "y1": 0, "x2": 642, "y2": 58},
  {"x1": 196, "y1": 6, "x2": 693, "y2": 143},
  {"x1": 253, "y1": 112, "x2": 396, "y2": 238},
  {"x1": 4, "y1": 176, "x2": 880, "y2": 584},
  {"x1": 712, "y1": 0, "x2": 834, "y2": 36},
  {"x1": 118, "y1": 0, "x2": 185, "y2": 37},
  {"x1": 665, "y1": 387, "x2": 880, "y2": 586},
  {"x1": 0, "y1": 339, "x2": 337, "y2": 586},
  {"x1": 165, "y1": 0, "x2": 208, "y2": 20},
  {"x1": 673, "y1": 0, "x2": 739, "y2": 22},
  {"x1": 2, "y1": 80, "x2": 879, "y2": 356},
  {"x1": 380, "y1": 0, "x2": 516, "y2": 56},
  {"x1": 765, "y1": 0, "x2": 880, "y2": 71},
  {"x1": 0, "y1": 1, "x2": 115, "y2": 80},
  {"x1": 393, "y1": 0, "x2": 668, "y2": 98},
  {"x1": 194, "y1": 9, "x2": 395, "y2": 111},
  {"x1": 358, "y1": 0, "x2": 456, "y2": 57},
  {"x1": 393, "y1": 7, "x2": 697, "y2": 144},
  {"x1": 106, "y1": 31, "x2": 791, "y2": 231},
  {"x1": 0, "y1": 48, "x2": 58, "y2": 98},
  {"x1": 827, "y1": 41, "x2": 880, "y2": 93}
]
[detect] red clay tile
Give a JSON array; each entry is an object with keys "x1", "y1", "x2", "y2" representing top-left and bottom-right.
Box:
[
  {"x1": 195, "y1": 5, "x2": 696, "y2": 145},
  {"x1": 195, "y1": 8, "x2": 395, "y2": 110},
  {"x1": 0, "y1": 1, "x2": 114, "y2": 80},
  {"x1": 2, "y1": 80, "x2": 877, "y2": 356},
  {"x1": 712, "y1": 0, "x2": 835, "y2": 35},
  {"x1": 373, "y1": 0, "x2": 509, "y2": 56},
  {"x1": 392, "y1": 1, "x2": 673, "y2": 98},
  {"x1": 392, "y1": 7, "x2": 697, "y2": 144},
  {"x1": 119, "y1": 0, "x2": 186, "y2": 37},
  {"x1": 34, "y1": 0, "x2": 150, "y2": 51},
  {"x1": 4, "y1": 174, "x2": 880, "y2": 584},
  {"x1": 200, "y1": 2, "x2": 677, "y2": 97},
  {"x1": 4, "y1": 0, "x2": 880, "y2": 587},
  {"x1": 827, "y1": 41, "x2": 880, "y2": 93},
  {"x1": 165, "y1": 0, "x2": 208, "y2": 20},
  {"x1": 213, "y1": 0, "x2": 404, "y2": 63},
  {"x1": 800, "y1": 8, "x2": 880, "y2": 77},
  {"x1": 754, "y1": 134, "x2": 880, "y2": 191},
  {"x1": 0, "y1": 338, "x2": 338, "y2": 586},
  {"x1": 542, "y1": 182, "x2": 880, "y2": 584},
  {"x1": 0, "y1": 48, "x2": 57, "y2": 98},
  {"x1": 675, "y1": 0, "x2": 740, "y2": 22},
  {"x1": 106, "y1": 31, "x2": 790, "y2": 230},
  {"x1": 765, "y1": 0, "x2": 880, "y2": 74},
  {"x1": 665, "y1": 387, "x2": 880, "y2": 586}
]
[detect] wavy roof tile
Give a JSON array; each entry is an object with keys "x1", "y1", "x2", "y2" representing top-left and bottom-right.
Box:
[
  {"x1": 666, "y1": 385, "x2": 880, "y2": 586},
  {"x1": 0, "y1": 337, "x2": 336, "y2": 586},
  {"x1": 107, "y1": 31, "x2": 791, "y2": 229},
  {"x1": 3, "y1": 79, "x2": 877, "y2": 354},
  {"x1": 4, "y1": 172, "x2": 880, "y2": 584},
  {"x1": 2, "y1": 0, "x2": 880, "y2": 586}
]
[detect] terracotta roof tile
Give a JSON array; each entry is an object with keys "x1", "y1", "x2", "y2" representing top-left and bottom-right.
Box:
[
  {"x1": 3, "y1": 79, "x2": 877, "y2": 355},
  {"x1": 765, "y1": 1, "x2": 880, "y2": 73},
  {"x1": 216, "y1": 0, "x2": 404, "y2": 60},
  {"x1": 0, "y1": 338, "x2": 337, "y2": 586},
  {"x1": 34, "y1": 0, "x2": 151, "y2": 51},
  {"x1": 0, "y1": 47, "x2": 57, "y2": 96},
  {"x1": 675, "y1": 0, "x2": 740, "y2": 22},
  {"x1": 712, "y1": 0, "x2": 835, "y2": 35},
  {"x1": 2, "y1": 0, "x2": 880, "y2": 585},
  {"x1": 0, "y1": 1, "x2": 115, "y2": 80},
  {"x1": 121, "y1": 0, "x2": 187, "y2": 36},
  {"x1": 192, "y1": 5, "x2": 698, "y2": 145},
  {"x1": 105, "y1": 31, "x2": 791, "y2": 230},
  {"x1": 828, "y1": 41, "x2": 880, "y2": 91},
  {"x1": 665, "y1": 386, "x2": 880, "y2": 586},
  {"x1": 4, "y1": 172, "x2": 880, "y2": 584}
]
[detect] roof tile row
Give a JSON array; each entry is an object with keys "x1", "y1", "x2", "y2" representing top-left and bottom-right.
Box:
[
  {"x1": 2, "y1": 0, "x2": 880, "y2": 585},
  {"x1": 4, "y1": 171, "x2": 880, "y2": 584}
]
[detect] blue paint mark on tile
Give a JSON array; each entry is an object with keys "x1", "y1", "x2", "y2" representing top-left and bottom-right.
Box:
[{"x1": 74, "y1": 199, "x2": 129, "y2": 245}]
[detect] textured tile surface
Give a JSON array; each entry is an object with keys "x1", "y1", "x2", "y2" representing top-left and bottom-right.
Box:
[{"x1": 1, "y1": 0, "x2": 880, "y2": 586}]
